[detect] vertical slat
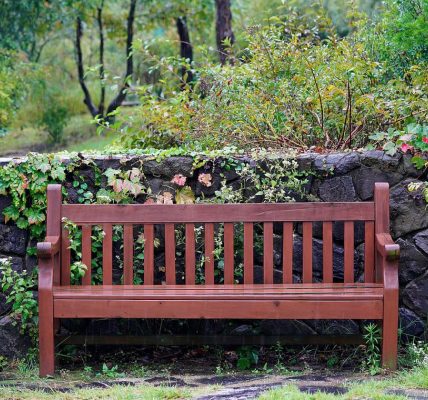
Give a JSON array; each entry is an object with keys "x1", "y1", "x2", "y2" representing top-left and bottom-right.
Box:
[
  {"x1": 144, "y1": 224, "x2": 154, "y2": 285},
  {"x1": 374, "y1": 182, "x2": 390, "y2": 283},
  {"x1": 282, "y1": 222, "x2": 293, "y2": 284},
  {"x1": 322, "y1": 222, "x2": 333, "y2": 283},
  {"x1": 344, "y1": 221, "x2": 355, "y2": 283},
  {"x1": 47, "y1": 185, "x2": 61, "y2": 286},
  {"x1": 81, "y1": 225, "x2": 92, "y2": 285},
  {"x1": 205, "y1": 223, "x2": 215, "y2": 285},
  {"x1": 263, "y1": 222, "x2": 273, "y2": 284},
  {"x1": 61, "y1": 226, "x2": 71, "y2": 285},
  {"x1": 224, "y1": 223, "x2": 234, "y2": 284},
  {"x1": 243, "y1": 223, "x2": 254, "y2": 284},
  {"x1": 102, "y1": 223, "x2": 112, "y2": 285},
  {"x1": 185, "y1": 224, "x2": 195, "y2": 285},
  {"x1": 303, "y1": 222, "x2": 313, "y2": 283},
  {"x1": 165, "y1": 223, "x2": 176, "y2": 285},
  {"x1": 364, "y1": 221, "x2": 375, "y2": 283},
  {"x1": 123, "y1": 224, "x2": 134, "y2": 285}
]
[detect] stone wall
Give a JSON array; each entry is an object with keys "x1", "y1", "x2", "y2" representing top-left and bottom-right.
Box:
[{"x1": 0, "y1": 150, "x2": 427, "y2": 357}]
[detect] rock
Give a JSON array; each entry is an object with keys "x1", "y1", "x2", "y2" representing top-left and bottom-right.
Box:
[
  {"x1": 296, "y1": 153, "x2": 316, "y2": 171},
  {"x1": 402, "y1": 271, "x2": 428, "y2": 318},
  {"x1": 351, "y1": 166, "x2": 403, "y2": 200},
  {"x1": 229, "y1": 324, "x2": 255, "y2": 335},
  {"x1": 399, "y1": 154, "x2": 421, "y2": 177},
  {"x1": 308, "y1": 320, "x2": 360, "y2": 335},
  {"x1": 314, "y1": 153, "x2": 361, "y2": 175},
  {"x1": 0, "y1": 196, "x2": 12, "y2": 224},
  {"x1": 399, "y1": 307, "x2": 425, "y2": 340},
  {"x1": 293, "y1": 236, "x2": 361, "y2": 281},
  {"x1": 147, "y1": 178, "x2": 176, "y2": 198},
  {"x1": 0, "y1": 315, "x2": 31, "y2": 359},
  {"x1": 0, "y1": 293, "x2": 11, "y2": 315},
  {"x1": 142, "y1": 157, "x2": 194, "y2": 177},
  {"x1": 396, "y1": 238, "x2": 428, "y2": 285},
  {"x1": 360, "y1": 150, "x2": 401, "y2": 172},
  {"x1": 414, "y1": 229, "x2": 428, "y2": 256},
  {"x1": 390, "y1": 179, "x2": 428, "y2": 238},
  {"x1": 318, "y1": 176, "x2": 357, "y2": 202},
  {"x1": 253, "y1": 265, "x2": 284, "y2": 284},
  {"x1": 259, "y1": 319, "x2": 316, "y2": 335},
  {"x1": 0, "y1": 224, "x2": 27, "y2": 256}
]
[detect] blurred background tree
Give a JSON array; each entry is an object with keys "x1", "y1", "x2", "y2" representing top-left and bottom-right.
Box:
[{"x1": 0, "y1": 0, "x2": 426, "y2": 155}]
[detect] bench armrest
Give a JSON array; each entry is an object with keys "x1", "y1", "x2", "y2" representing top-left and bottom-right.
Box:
[
  {"x1": 375, "y1": 233, "x2": 400, "y2": 262},
  {"x1": 37, "y1": 236, "x2": 61, "y2": 259}
]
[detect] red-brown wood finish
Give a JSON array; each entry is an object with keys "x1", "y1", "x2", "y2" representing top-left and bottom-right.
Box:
[
  {"x1": 81, "y1": 225, "x2": 92, "y2": 285},
  {"x1": 282, "y1": 222, "x2": 293, "y2": 284},
  {"x1": 144, "y1": 224, "x2": 154, "y2": 285},
  {"x1": 123, "y1": 224, "x2": 134, "y2": 285},
  {"x1": 322, "y1": 222, "x2": 333, "y2": 283},
  {"x1": 38, "y1": 183, "x2": 399, "y2": 376},
  {"x1": 185, "y1": 224, "x2": 196, "y2": 285}
]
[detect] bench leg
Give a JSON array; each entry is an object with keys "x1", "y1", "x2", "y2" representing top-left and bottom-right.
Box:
[
  {"x1": 39, "y1": 302, "x2": 55, "y2": 377},
  {"x1": 382, "y1": 290, "x2": 398, "y2": 370}
]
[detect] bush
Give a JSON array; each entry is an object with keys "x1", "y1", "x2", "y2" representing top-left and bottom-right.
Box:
[
  {"x1": 111, "y1": 9, "x2": 427, "y2": 151},
  {"x1": 38, "y1": 101, "x2": 70, "y2": 144}
]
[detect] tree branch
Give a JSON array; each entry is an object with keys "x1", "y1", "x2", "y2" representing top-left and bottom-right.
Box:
[
  {"x1": 106, "y1": 0, "x2": 137, "y2": 116},
  {"x1": 75, "y1": 16, "x2": 99, "y2": 117}
]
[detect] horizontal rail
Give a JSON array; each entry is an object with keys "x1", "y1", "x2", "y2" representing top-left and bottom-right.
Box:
[
  {"x1": 57, "y1": 334, "x2": 365, "y2": 346},
  {"x1": 62, "y1": 202, "x2": 375, "y2": 223}
]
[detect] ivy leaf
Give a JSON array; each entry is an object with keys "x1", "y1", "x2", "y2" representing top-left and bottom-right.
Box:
[
  {"x1": 3, "y1": 205, "x2": 20, "y2": 223},
  {"x1": 175, "y1": 186, "x2": 195, "y2": 204},
  {"x1": 24, "y1": 208, "x2": 46, "y2": 225}
]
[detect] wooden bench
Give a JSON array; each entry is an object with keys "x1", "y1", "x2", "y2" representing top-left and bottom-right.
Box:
[{"x1": 37, "y1": 182, "x2": 399, "y2": 376}]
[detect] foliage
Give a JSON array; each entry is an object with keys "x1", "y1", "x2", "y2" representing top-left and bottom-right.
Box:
[
  {"x1": 369, "y1": 123, "x2": 428, "y2": 203},
  {"x1": 0, "y1": 259, "x2": 38, "y2": 340},
  {"x1": 400, "y1": 341, "x2": 428, "y2": 369},
  {"x1": 0, "y1": 50, "x2": 35, "y2": 129},
  {"x1": 371, "y1": 0, "x2": 428, "y2": 76},
  {"x1": 237, "y1": 346, "x2": 259, "y2": 370},
  {"x1": 96, "y1": 363, "x2": 125, "y2": 378},
  {"x1": 37, "y1": 101, "x2": 70, "y2": 144},
  {"x1": 362, "y1": 323, "x2": 382, "y2": 375},
  {"x1": 110, "y1": 7, "x2": 427, "y2": 151}
]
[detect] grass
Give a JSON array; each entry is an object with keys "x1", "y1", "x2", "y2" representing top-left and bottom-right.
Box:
[
  {"x1": 0, "y1": 114, "x2": 107, "y2": 157},
  {"x1": 0, "y1": 385, "x2": 191, "y2": 400},
  {"x1": 259, "y1": 366, "x2": 428, "y2": 400}
]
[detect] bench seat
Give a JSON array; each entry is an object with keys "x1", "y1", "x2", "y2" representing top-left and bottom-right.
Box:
[{"x1": 52, "y1": 284, "x2": 385, "y2": 320}]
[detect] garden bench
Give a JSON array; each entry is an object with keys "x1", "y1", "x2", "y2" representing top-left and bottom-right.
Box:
[{"x1": 37, "y1": 183, "x2": 399, "y2": 376}]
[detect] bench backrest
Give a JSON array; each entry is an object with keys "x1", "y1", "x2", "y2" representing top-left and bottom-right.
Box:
[{"x1": 45, "y1": 183, "x2": 390, "y2": 286}]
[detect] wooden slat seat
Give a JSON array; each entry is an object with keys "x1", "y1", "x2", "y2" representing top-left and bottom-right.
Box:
[{"x1": 37, "y1": 183, "x2": 400, "y2": 376}]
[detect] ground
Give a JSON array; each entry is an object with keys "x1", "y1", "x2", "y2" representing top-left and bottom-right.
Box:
[{"x1": 1, "y1": 346, "x2": 428, "y2": 399}]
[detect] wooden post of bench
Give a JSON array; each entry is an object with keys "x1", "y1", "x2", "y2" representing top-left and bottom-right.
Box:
[
  {"x1": 374, "y1": 182, "x2": 399, "y2": 370},
  {"x1": 38, "y1": 185, "x2": 62, "y2": 377}
]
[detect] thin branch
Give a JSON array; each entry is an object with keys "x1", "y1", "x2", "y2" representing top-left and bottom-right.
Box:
[{"x1": 75, "y1": 16, "x2": 99, "y2": 117}]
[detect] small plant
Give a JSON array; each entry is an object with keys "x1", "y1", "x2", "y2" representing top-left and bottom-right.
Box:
[
  {"x1": 400, "y1": 341, "x2": 428, "y2": 369},
  {"x1": 237, "y1": 346, "x2": 259, "y2": 370},
  {"x1": 362, "y1": 323, "x2": 382, "y2": 375},
  {"x1": 38, "y1": 102, "x2": 70, "y2": 144},
  {"x1": 96, "y1": 363, "x2": 125, "y2": 379},
  {"x1": 0, "y1": 355, "x2": 8, "y2": 371},
  {"x1": 0, "y1": 259, "x2": 38, "y2": 340}
]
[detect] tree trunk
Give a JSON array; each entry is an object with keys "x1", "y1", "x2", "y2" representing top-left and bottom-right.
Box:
[
  {"x1": 106, "y1": 0, "x2": 137, "y2": 116},
  {"x1": 75, "y1": 17, "x2": 99, "y2": 117},
  {"x1": 97, "y1": 1, "x2": 106, "y2": 116},
  {"x1": 176, "y1": 16, "x2": 194, "y2": 89},
  {"x1": 215, "y1": 0, "x2": 235, "y2": 65}
]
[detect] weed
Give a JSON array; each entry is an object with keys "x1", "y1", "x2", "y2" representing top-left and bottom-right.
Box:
[{"x1": 362, "y1": 323, "x2": 382, "y2": 375}]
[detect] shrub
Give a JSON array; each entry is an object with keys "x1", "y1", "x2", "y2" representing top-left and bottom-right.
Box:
[{"x1": 110, "y1": 7, "x2": 427, "y2": 151}]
